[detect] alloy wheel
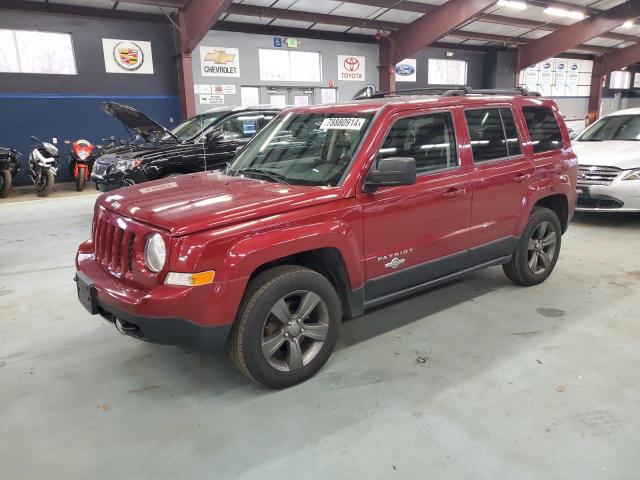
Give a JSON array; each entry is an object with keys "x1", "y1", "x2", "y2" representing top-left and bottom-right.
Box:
[
  {"x1": 527, "y1": 221, "x2": 557, "y2": 275},
  {"x1": 260, "y1": 290, "x2": 329, "y2": 372}
]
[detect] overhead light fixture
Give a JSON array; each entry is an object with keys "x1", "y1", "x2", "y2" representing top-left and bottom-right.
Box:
[
  {"x1": 543, "y1": 7, "x2": 586, "y2": 20},
  {"x1": 497, "y1": 0, "x2": 528, "y2": 9},
  {"x1": 623, "y1": 20, "x2": 634, "y2": 29}
]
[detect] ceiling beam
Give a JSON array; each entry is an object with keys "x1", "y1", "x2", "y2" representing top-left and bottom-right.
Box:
[
  {"x1": 115, "y1": 0, "x2": 187, "y2": 7},
  {"x1": 226, "y1": 3, "x2": 401, "y2": 31},
  {"x1": 177, "y1": 0, "x2": 232, "y2": 54},
  {"x1": 594, "y1": 40, "x2": 640, "y2": 74},
  {"x1": 225, "y1": 2, "x2": 610, "y2": 56},
  {"x1": 0, "y1": 0, "x2": 168, "y2": 22},
  {"x1": 340, "y1": 0, "x2": 638, "y2": 43},
  {"x1": 517, "y1": 0, "x2": 640, "y2": 71}
]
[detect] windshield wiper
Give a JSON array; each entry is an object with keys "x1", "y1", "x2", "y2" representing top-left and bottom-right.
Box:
[{"x1": 236, "y1": 168, "x2": 290, "y2": 184}]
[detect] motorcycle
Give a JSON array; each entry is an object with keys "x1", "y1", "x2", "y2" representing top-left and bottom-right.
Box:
[
  {"x1": 65, "y1": 139, "x2": 96, "y2": 191},
  {"x1": 0, "y1": 146, "x2": 21, "y2": 198},
  {"x1": 28, "y1": 136, "x2": 59, "y2": 197}
]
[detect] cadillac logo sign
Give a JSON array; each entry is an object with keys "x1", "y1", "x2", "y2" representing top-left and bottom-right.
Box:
[
  {"x1": 102, "y1": 38, "x2": 154, "y2": 74},
  {"x1": 114, "y1": 41, "x2": 144, "y2": 71}
]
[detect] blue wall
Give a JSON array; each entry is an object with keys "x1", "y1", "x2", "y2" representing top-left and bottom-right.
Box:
[{"x1": 0, "y1": 94, "x2": 181, "y2": 184}]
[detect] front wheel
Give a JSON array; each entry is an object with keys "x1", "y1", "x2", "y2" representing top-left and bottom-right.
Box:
[
  {"x1": 503, "y1": 206, "x2": 562, "y2": 286},
  {"x1": 35, "y1": 170, "x2": 54, "y2": 197},
  {"x1": 229, "y1": 266, "x2": 342, "y2": 389},
  {"x1": 75, "y1": 167, "x2": 86, "y2": 191},
  {"x1": 0, "y1": 169, "x2": 12, "y2": 198}
]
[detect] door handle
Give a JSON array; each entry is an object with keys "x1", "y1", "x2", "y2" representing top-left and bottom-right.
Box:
[
  {"x1": 442, "y1": 187, "x2": 465, "y2": 199},
  {"x1": 514, "y1": 172, "x2": 532, "y2": 182}
]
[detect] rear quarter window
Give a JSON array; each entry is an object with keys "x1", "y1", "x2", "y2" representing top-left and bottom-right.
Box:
[{"x1": 522, "y1": 106, "x2": 563, "y2": 153}]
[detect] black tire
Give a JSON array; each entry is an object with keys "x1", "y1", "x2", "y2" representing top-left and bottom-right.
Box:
[
  {"x1": 0, "y1": 169, "x2": 11, "y2": 198},
  {"x1": 75, "y1": 167, "x2": 86, "y2": 191},
  {"x1": 36, "y1": 170, "x2": 54, "y2": 197},
  {"x1": 503, "y1": 206, "x2": 562, "y2": 286},
  {"x1": 229, "y1": 265, "x2": 342, "y2": 389}
]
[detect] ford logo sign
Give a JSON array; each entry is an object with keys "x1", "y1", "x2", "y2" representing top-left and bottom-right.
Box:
[
  {"x1": 543, "y1": 62, "x2": 551, "y2": 69},
  {"x1": 396, "y1": 64, "x2": 415, "y2": 76},
  {"x1": 571, "y1": 64, "x2": 578, "y2": 71}
]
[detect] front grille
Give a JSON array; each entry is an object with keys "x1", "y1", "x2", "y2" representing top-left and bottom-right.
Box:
[
  {"x1": 577, "y1": 165, "x2": 622, "y2": 186},
  {"x1": 93, "y1": 213, "x2": 135, "y2": 277}
]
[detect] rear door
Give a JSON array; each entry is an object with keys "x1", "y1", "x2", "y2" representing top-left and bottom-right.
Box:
[
  {"x1": 359, "y1": 107, "x2": 473, "y2": 301},
  {"x1": 465, "y1": 106, "x2": 534, "y2": 264}
]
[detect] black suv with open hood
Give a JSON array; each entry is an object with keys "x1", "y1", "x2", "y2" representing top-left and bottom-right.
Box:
[{"x1": 91, "y1": 102, "x2": 280, "y2": 192}]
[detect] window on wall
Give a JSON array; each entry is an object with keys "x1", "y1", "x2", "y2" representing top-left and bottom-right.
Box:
[
  {"x1": 0, "y1": 29, "x2": 77, "y2": 74},
  {"x1": 259, "y1": 49, "x2": 321, "y2": 82},
  {"x1": 427, "y1": 58, "x2": 467, "y2": 85}
]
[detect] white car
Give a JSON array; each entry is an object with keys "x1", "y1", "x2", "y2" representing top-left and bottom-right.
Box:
[{"x1": 572, "y1": 108, "x2": 640, "y2": 212}]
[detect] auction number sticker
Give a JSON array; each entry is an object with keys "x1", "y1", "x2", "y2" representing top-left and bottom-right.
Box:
[{"x1": 319, "y1": 118, "x2": 366, "y2": 130}]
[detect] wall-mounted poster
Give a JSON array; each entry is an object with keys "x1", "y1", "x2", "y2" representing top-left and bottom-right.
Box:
[
  {"x1": 395, "y1": 58, "x2": 417, "y2": 82},
  {"x1": 102, "y1": 38, "x2": 154, "y2": 74},
  {"x1": 634, "y1": 73, "x2": 640, "y2": 89},
  {"x1": 519, "y1": 57, "x2": 593, "y2": 97},
  {"x1": 338, "y1": 55, "x2": 366, "y2": 81},
  {"x1": 200, "y1": 94, "x2": 225, "y2": 104},
  {"x1": 200, "y1": 46, "x2": 240, "y2": 77}
]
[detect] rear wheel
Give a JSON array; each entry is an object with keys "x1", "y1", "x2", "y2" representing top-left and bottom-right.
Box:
[
  {"x1": 35, "y1": 170, "x2": 54, "y2": 197},
  {"x1": 503, "y1": 206, "x2": 562, "y2": 286},
  {"x1": 75, "y1": 167, "x2": 86, "y2": 191},
  {"x1": 229, "y1": 265, "x2": 342, "y2": 389},
  {"x1": 0, "y1": 169, "x2": 12, "y2": 198}
]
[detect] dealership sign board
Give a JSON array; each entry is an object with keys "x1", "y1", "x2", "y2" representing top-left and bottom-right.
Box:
[
  {"x1": 200, "y1": 47, "x2": 240, "y2": 77},
  {"x1": 395, "y1": 59, "x2": 417, "y2": 82},
  {"x1": 102, "y1": 38, "x2": 154, "y2": 74},
  {"x1": 338, "y1": 55, "x2": 365, "y2": 81}
]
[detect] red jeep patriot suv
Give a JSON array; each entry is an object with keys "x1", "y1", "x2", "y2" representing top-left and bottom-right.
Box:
[{"x1": 75, "y1": 88, "x2": 577, "y2": 388}]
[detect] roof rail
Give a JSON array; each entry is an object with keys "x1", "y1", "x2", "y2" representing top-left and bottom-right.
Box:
[{"x1": 352, "y1": 85, "x2": 541, "y2": 100}]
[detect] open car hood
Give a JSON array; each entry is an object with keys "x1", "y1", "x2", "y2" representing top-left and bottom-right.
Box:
[
  {"x1": 99, "y1": 171, "x2": 343, "y2": 237},
  {"x1": 101, "y1": 102, "x2": 177, "y2": 143}
]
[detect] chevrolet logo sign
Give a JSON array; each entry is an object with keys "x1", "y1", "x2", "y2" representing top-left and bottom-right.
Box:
[{"x1": 204, "y1": 50, "x2": 236, "y2": 64}]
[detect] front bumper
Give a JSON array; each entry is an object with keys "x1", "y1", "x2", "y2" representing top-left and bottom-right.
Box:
[
  {"x1": 576, "y1": 180, "x2": 640, "y2": 212},
  {"x1": 74, "y1": 271, "x2": 232, "y2": 351}
]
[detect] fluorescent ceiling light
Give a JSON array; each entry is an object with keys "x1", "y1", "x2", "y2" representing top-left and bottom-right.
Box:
[
  {"x1": 623, "y1": 20, "x2": 634, "y2": 29},
  {"x1": 543, "y1": 7, "x2": 586, "y2": 20},
  {"x1": 497, "y1": 0, "x2": 527, "y2": 9}
]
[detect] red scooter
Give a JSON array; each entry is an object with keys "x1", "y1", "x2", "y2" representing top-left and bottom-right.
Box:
[{"x1": 65, "y1": 139, "x2": 96, "y2": 191}]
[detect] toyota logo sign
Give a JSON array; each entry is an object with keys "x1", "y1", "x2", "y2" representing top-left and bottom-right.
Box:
[{"x1": 343, "y1": 57, "x2": 360, "y2": 72}]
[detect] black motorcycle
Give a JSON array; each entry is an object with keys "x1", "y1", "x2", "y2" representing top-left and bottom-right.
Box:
[
  {"x1": 28, "y1": 136, "x2": 59, "y2": 197},
  {"x1": 0, "y1": 146, "x2": 21, "y2": 198}
]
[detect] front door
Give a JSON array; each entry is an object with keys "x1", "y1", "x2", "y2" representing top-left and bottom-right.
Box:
[{"x1": 359, "y1": 108, "x2": 473, "y2": 302}]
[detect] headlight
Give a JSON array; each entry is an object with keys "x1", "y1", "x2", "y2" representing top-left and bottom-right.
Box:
[
  {"x1": 114, "y1": 158, "x2": 142, "y2": 172},
  {"x1": 77, "y1": 151, "x2": 90, "y2": 161},
  {"x1": 622, "y1": 169, "x2": 640, "y2": 181},
  {"x1": 144, "y1": 233, "x2": 166, "y2": 273}
]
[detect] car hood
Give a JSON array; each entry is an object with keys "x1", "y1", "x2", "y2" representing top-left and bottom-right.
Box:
[
  {"x1": 102, "y1": 102, "x2": 178, "y2": 143},
  {"x1": 99, "y1": 171, "x2": 344, "y2": 236},
  {"x1": 95, "y1": 143, "x2": 187, "y2": 164},
  {"x1": 573, "y1": 140, "x2": 640, "y2": 170}
]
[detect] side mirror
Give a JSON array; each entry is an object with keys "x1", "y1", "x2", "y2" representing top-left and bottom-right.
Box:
[
  {"x1": 207, "y1": 129, "x2": 224, "y2": 146},
  {"x1": 363, "y1": 157, "x2": 416, "y2": 193},
  {"x1": 569, "y1": 130, "x2": 579, "y2": 140}
]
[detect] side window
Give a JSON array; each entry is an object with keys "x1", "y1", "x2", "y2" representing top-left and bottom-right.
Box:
[
  {"x1": 378, "y1": 112, "x2": 458, "y2": 174},
  {"x1": 499, "y1": 108, "x2": 522, "y2": 156},
  {"x1": 522, "y1": 106, "x2": 563, "y2": 153},
  {"x1": 464, "y1": 108, "x2": 508, "y2": 162},
  {"x1": 217, "y1": 114, "x2": 263, "y2": 141}
]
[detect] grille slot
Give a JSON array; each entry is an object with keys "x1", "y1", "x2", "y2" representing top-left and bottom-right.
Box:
[
  {"x1": 93, "y1": 214, "x2": 136, "y2": 276},
  {"x1": 577, "y1": 165, "x2": 621, "y2": 186}
]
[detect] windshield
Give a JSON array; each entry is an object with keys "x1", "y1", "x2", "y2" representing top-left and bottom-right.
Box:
[
  {"x1": 229, "y1": 111, "x2": 375, "y2": 186},
  {"x1": 579, "y1": 114, "x2": 640, "y2": 141},
  {"x1": 164, "y1": 112, "x2": 225, "y2": 141}
]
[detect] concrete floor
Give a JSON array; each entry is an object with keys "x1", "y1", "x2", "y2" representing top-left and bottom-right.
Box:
[{"x1": 1, "y1": 195, "x2": 639, "y2": 480}]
